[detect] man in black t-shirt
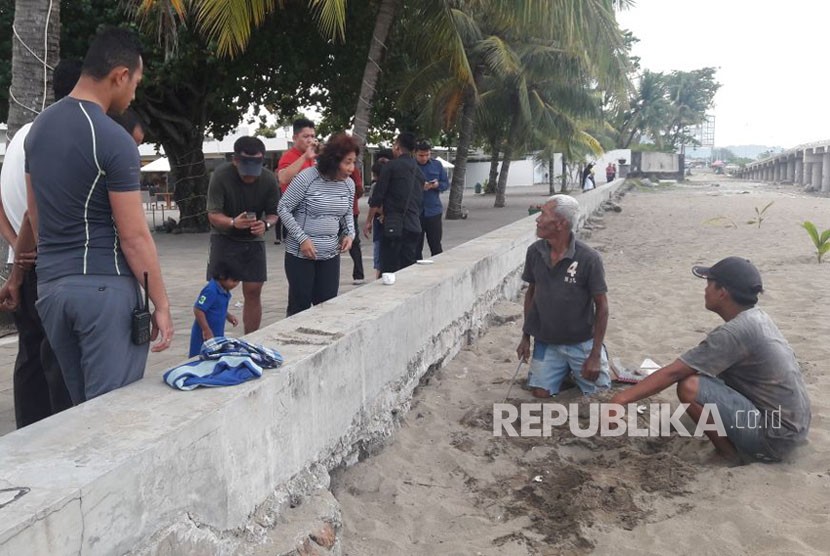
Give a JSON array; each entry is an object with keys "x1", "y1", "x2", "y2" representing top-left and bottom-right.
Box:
[
  {"x1": 365, "y1": 132, "x2": 425, "y2": 273},
  {"x1": 206, "y1": 136, "x2": 279, "y2": 333},
  {"x1": 516, "y1": 195, "x2": 611, "y2": 398}
]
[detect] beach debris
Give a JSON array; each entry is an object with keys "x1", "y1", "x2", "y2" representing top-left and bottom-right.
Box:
[
  {"x1": 638, "y1": 358, "x2": 661, "y2": 376},
  {"x1": 532, "y1": 475, "x2": 543, "y2": 483}
]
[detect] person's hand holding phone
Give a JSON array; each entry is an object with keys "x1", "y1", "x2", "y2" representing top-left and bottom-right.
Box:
[
  {"x1": 250, "y1": 220, "x2": 266, "y2": 237},
  {"x1": 233, "y1": 211, "x2": 254, "y2": 229}
]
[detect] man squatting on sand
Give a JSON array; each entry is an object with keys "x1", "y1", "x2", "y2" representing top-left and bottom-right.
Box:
[{"x1": 608, "y1": 257, "x2": 811, "y2": 463}]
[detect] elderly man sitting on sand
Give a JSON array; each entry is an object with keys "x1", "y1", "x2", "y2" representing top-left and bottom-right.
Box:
[{"x1": 609, "y1": 257, "x2": 811, "y2": 463}]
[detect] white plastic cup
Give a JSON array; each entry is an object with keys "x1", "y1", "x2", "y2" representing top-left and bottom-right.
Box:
[{"x1": 381, "y1": 272, "x2": 396, "y2": 285}]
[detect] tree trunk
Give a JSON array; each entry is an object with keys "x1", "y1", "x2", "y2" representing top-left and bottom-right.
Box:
[
  {"x1": 560, "y1": 154, "x2": 568, "y2": 193},
  {"x1": 135, "y1": 90, "x2": 210, "y2": 232},
  {"x1": 487, "y1": 144, "x2": 500, "y2": 193},
  {"x1": 446, "y1": 70, "x2": 482, "y2": 219},
  {"x1": 494, "y1": 147, "x2": 512, "y2": 207},
  {"x1": 7, "y1": 0, "x2": 60, "y2": 139},
  {"x1": 495, "y1": 101, "x2": 522, "y2": 208},
  {"x1": 352, "y1": 0, "x2": 400, "y2": 150},
  {"x1": 548, "y1": 157, "x2": 555, "y2": 195},
  {"x1": 164, "y1": 136, "x2": 208, "y2": 232}
]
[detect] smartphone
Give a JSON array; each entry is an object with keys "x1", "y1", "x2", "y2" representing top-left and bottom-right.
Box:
[{"x1": 246, "y1": 211, "x2": 257, "y2": 220}]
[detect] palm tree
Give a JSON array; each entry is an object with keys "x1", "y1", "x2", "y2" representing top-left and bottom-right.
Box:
[
  {"x1": 131, "y1": 0, "x2": 397, "y2": 154},
  {"x1": 6, "y1": 0, "x2": 61, "y2": 139},
  {"x1": 430, "y1": 0, "x2": 631, "y2": 216}
]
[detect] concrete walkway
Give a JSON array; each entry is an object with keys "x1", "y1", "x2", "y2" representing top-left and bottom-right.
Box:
[{"x1": 0, "y1": 185, "x2": 563, "y2": 435}]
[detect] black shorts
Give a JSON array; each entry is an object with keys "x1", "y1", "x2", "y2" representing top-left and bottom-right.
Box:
[{"x1": 207, "y1": 234, "x2": 267, "y2": 283}]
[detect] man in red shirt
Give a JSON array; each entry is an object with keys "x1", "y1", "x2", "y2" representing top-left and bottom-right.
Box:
[{"x1": 274, "y1": 118, "x2": 317, "y2": 243}]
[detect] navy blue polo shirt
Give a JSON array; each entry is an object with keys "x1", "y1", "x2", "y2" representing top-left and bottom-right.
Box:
[{"x1": 522, "y1": 235, "x2": 607, "y2": 345}]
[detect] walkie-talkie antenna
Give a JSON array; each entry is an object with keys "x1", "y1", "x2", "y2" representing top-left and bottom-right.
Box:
[{"x1": 143, "y1": 271, "x2": 149, "y2": 309}]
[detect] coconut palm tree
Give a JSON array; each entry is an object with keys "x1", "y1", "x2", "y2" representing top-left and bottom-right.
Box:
[
  {"x1": 431, "y1": 0, "x2": 631, "y2": 216},
  {"x1": 6, "y1": 0, "x2": 60, "y2": 139}
]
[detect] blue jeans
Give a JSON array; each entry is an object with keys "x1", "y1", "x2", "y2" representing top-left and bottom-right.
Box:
[{"x1": 528, "y1": 339, "x2": 610, "y2": 395}]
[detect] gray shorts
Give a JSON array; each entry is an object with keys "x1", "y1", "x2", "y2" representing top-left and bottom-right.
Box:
[
  {"x1": 36, "y1": 274, "x2": 149, "y2": 404},
  {"x1": 696, "y1": 375, "x2": 783, "y2": 462}
]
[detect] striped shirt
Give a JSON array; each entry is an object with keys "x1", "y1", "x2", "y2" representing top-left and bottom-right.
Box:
[
  {"x1": 24, "y1": 98, "x2": 140, "y2": 283},
  {"x1": 278, "y1": 167, "x2": 355, "y2": 260}
]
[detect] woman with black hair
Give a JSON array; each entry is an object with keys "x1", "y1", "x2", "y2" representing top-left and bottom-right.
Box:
[{"x1": 277, "y1": 133, "x2": 357, "y2": 316}]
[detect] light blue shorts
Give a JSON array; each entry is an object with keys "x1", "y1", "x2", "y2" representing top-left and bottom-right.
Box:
[{"x1": 528, "y1": 339, "x2": 611, "y2": 395}]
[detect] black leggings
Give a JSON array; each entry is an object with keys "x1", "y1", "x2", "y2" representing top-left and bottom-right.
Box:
[{"x1": 284, "y1": 253, "x2": 341, "y2": 316}]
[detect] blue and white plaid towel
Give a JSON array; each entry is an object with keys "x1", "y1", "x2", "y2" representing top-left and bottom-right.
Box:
[{"x1": 163, "y1": 336, "x2": 284, "y2": 391}]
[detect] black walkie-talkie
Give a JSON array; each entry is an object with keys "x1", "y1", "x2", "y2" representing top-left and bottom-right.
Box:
[{"x1": 131, "y1": 271, "x2": 152, "y2": 345}]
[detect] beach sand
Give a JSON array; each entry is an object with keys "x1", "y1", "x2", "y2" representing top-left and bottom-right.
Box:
[{"x1": 333, "y1": 175, "x2": 830, "y2": 555}]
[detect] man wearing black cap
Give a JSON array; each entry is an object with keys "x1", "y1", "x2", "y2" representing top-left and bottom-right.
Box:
[
  {"x1": 609, "y1": 257, "x2": 811, "y2": 463},
  {"x1": 207, "y1": 136, "x2": 279, "y2": 333}
]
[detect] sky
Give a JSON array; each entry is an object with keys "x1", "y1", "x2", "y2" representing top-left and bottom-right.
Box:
[{"x1": 616, "y1": 0, "x2": 830, "y2": 149}]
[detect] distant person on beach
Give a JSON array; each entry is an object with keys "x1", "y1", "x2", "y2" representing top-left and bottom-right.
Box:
[
  {"x1": 608, "y1": 257, "x2": 811, "y2": 463},
  {"x1": 206, "y1": 136, "x2": 279, "y2": 333},
  {"x1": 278, "y1": 133, "x2": 356, "y2": 316},
  {"x1": 516, "y1": 194, "x2": 611, "y2": 397},
  {"x1": 189, "y1": 262, "x2": 240, "y2": 357},
  {"x1": 605, "y1": 162, "x2": 615, "y2": 183},
  {"x1": 582, "y1": 162, "x2": 596, "y2": 191}
]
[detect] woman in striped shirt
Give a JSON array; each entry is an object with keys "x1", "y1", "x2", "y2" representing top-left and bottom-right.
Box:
[{"x1": 278, "y1": 133, "x2": 357, "y2": 316}]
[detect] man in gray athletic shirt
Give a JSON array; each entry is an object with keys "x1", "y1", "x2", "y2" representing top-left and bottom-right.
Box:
[{"x1": 1, "y1": 27, "x2": 173, "y2": 404}]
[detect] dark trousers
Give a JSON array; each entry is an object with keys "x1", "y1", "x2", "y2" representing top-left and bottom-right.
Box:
[
  {"x1": 348, "y1": 215, "x2": 364, "y2": 280},
  {"x1": 13, "y1": 269, "x2": 72, "y2": 428},
  {"x1": 285, "y1": 253, "x2": 341, "y2": 316},
  {"x1": 380, "y1": 230, "x2": 420, "y2": 273},
  {"x1": 416, "y1": 213, "x2": 443, "y2": 260}
]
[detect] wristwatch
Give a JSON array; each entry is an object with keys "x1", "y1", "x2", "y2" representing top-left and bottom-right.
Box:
[{"x1": 265, "y1": 221, "x2": 272, "y2": 231}]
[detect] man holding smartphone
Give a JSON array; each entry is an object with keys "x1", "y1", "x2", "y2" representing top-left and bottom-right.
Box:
[
  {"x1": 414, "y1": 140, "x2": 449, "y2": 260},
  {"x1": 207, "y1": 136, "x2": 279, "y2": 333}
]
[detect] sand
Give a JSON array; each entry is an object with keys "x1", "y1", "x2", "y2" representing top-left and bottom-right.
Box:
[{"x1": 332, "y1": 174, "x2": 830, "y2": 555}]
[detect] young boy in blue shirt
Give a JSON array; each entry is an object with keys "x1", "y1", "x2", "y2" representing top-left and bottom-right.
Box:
[{"x1": 189, "y1": 263, "x2": 240, "y2": 357}]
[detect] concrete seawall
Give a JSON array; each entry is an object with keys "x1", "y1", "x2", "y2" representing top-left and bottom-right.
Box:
[{"x1": 0, "y1": 181, "x2": 626, "y2": 556}]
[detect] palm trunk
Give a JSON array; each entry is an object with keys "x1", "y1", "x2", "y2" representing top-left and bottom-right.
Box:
[
  {"x1": 352, "y1": 0, "x2": 400, "y2": 150},
  {"x1": 7, "y1": 0, "x2": 61, "y2": 139},
  {"x1": 495, "y1": 101, "x2": 522, "y2": 208},
  {"x1": 494, "y1": 147, "x2": 512, "y2": 207},
  {"x1": 487, "y1": 143, "x2": 500, "y2": 193},
  {"x1": 560, "y1": 154, "x2": 568, "y2": 193},
  {"x1": 447, "y1": 66, "x2": 483, "y2": 220},
  {"x1": 548, "y1": 157, "x2": 555, "y2": 194}
]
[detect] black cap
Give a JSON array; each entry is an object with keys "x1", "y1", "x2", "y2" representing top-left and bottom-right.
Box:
[{"x1": 692, "y1": 257, "x2": 763, "y2": 304}]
